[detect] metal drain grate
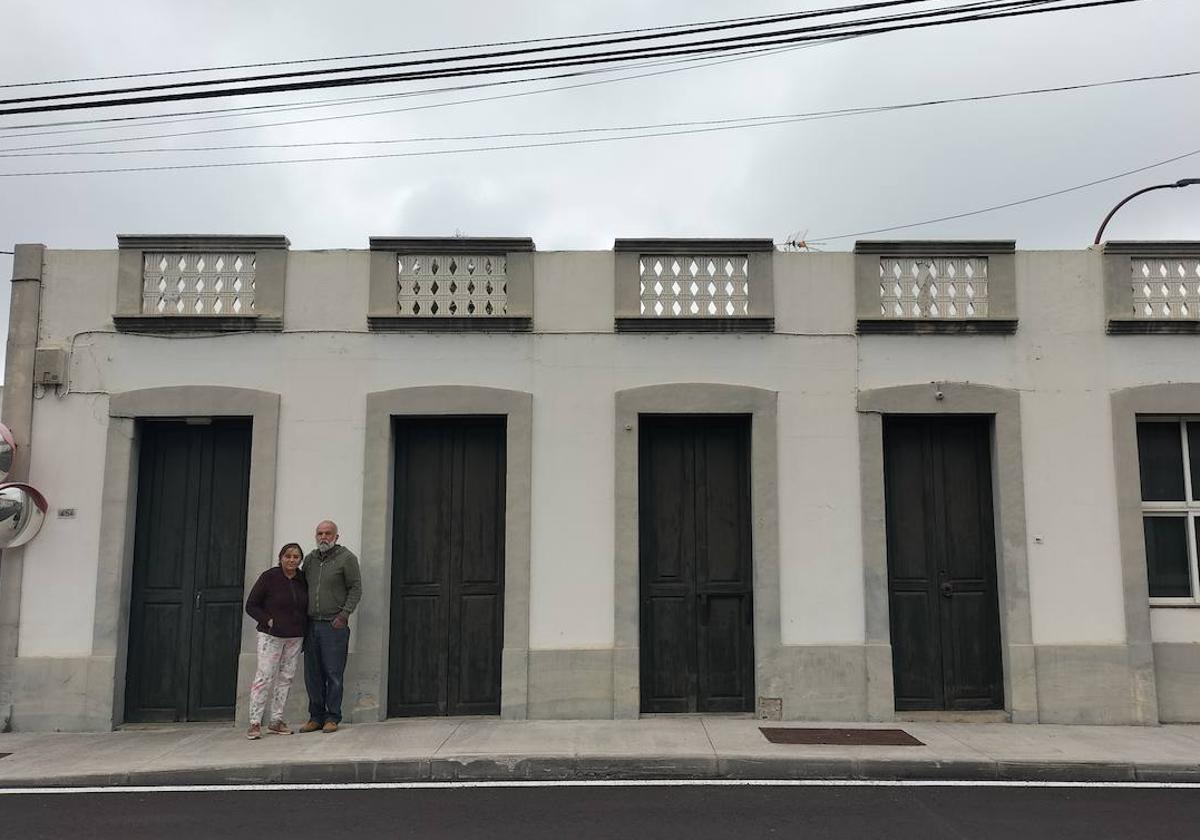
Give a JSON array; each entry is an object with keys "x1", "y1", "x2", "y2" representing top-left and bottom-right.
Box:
[{"x1": 759, "y1": 727, "x2": 924, "y2": 746}]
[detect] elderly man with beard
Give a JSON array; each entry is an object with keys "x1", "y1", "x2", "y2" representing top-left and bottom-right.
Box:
[{"x1": 299, "y1": 519, "x2": 362, "y2": 733}]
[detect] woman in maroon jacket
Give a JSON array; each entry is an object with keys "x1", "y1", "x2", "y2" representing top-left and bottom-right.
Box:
[{"x1": 244, "y1": 542, "x2": 308, "y2": 739}]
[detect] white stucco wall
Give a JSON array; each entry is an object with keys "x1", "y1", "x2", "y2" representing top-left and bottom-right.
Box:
[{"x1": 14, "y1": 246, "x2": 1200, "y2": 660}]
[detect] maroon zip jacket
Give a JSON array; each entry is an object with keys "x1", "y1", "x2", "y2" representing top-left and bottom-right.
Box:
[{"x1": 245, "y1": 566, "x2": 308, "y2": 638}]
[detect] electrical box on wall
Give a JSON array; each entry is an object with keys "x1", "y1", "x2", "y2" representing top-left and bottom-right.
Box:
[{"x1": 33, "y1": 347, "x2": 68, "y2": 386}]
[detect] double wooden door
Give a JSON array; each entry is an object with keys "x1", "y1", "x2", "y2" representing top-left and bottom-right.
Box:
[
  {"x1": 639, "y1": 415, "x2": 755, "y2": 714},
  {"x1": 388, "y1": 418, "x2": 506, "y2": 717},
  {"x1": 125, "y1": 420, "x2": 251, "y2": 722},
  {"x1": 883, "y1": 416, "x2": 1004, "y2": 711}
]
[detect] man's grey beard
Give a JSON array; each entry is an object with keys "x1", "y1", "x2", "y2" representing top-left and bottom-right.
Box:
[{"x1": 317, "y1": 541, "x2": 334, "y2": 553}]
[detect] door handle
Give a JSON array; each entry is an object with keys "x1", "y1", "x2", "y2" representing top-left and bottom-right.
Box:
[
  {"x1": 194, "y1": 591, "x2": 202, "y2": 609},
  {"x1": 939, "y1": 582, "x2": 954, "y2": 598}
]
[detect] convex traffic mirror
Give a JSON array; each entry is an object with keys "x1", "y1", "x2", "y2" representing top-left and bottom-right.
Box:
[{"x1": 0, "y1": 483, "x2": 47, "y2": 549}]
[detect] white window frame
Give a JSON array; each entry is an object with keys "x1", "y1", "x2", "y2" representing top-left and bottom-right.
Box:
[{"x1": 1141, "y1": 416, "x2": 1200, "y2": 605}]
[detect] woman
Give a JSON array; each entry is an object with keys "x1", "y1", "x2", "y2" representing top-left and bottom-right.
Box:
[{"x1": 244, "y1": 542, "x2": 308, "y2": 739}]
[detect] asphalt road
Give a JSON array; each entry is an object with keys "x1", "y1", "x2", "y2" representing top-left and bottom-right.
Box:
[{"x1": 4, "y1": 783, "x2": 1200, "y2": 839}]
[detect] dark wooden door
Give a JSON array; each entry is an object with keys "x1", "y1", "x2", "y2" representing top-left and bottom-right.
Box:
[
  {"x1": 639, "y1": 415, "x2": 754, "y2": 714},
  {"x1": 884, "y1": 416, "x2": 1004, "y2": 711},
  {"x1": 125, "y1": 419, "x2": 251, "y2": 723},
  {"x1": 389, "y1": 417, "x2": 505, "y2": 717}
]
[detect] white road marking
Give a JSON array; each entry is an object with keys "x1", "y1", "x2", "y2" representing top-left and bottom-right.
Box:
[{"x1": 1, "y1": 778, "x2": 1199, "y2": 794}]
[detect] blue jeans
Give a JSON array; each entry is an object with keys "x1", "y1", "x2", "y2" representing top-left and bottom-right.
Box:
[{"x1": 304, "y1": 620, "x2": 349, "y2": 724}]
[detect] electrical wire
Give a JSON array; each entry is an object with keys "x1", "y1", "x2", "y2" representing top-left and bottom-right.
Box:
[
  {"x1": 1, "y1": 68, "x2": 1193, "y2": 159},
  {"x1": 0, "y1": 41, "x2": 828, "y2": 152},
  {"x1": 0, "y1": 0, "x2": 1135, "y2": 115},
  {"x1": 0, "y1": 40, "x2": 823, "y2": 144},
  {"x1": 0, "y1": 0, "x2": 933, "y2": 90},
  {"x1": 806, "y1": 146, "x2": 1200, "y2": 242}
]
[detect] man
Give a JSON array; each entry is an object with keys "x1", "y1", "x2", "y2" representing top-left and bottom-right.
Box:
[{"x1": 300, "y1": 519, "x2": 362, "y2": 733}]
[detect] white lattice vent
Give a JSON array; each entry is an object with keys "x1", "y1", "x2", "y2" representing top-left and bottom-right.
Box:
[
  {"x1": 396, "y1": 254, "x2": 508, "y2": 317},
  {"x1": 142, "y1": 252, "x2": 256, "y2": 315},
  {"x1": 877, "y1": 257, "x2": 989, "y2": 319},
  {"x1": 1130, "y1": 258, "x2": 1200, "y2": 319},
  {"x1": 638, "y1": 255, "x2": 750, "y2": 317}
]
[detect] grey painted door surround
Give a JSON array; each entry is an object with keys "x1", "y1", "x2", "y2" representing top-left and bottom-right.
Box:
[
  {"x1": 858, "y1": 382, "x2": 1038, "y2": 723},
  {"x1": 362, "y1": 386, "x2": 532, "y2": 721},
  {"x1": 92, "y1": 386, "x2": 280, "y2": 730},
  {"x1": 1110, "y1": 383, "x2": 1200, "y2": 724},
  {"x1": 614, "y1": 383, "x2": 779, "y2": 719}
]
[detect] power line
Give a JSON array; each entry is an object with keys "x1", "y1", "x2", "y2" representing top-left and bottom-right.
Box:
[
  {"x1": 0, "y1": 41, "x2": 827, "y2": 153},
  {"x1": 0, "y1": 0, "x2": 1134, "y2": 116},
  {"x1": 0, "y1": 40, "x2": 821, "y2": 143},
  {"x1": 0, "y1": 0, "x2": 935, "y2": 91},
  {"x1": 3, "y1": 69, "x2": 1195, "y2": 180},
  {"x1": 2, "y1": 68, "x2": 1193, "y2": 159},
  {"x1": 806, "y1": 147, "x2": 1200, "y2": 242}
]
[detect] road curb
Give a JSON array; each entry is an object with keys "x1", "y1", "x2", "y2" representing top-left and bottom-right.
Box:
[{"x1": 4, "y1": 754, "x2": 1199, "y2": 788}]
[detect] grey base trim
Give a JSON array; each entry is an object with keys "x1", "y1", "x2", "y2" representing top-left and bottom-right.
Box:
[
  {"x1": 1153, "y1": 642, "x2": 1200, "y2": 722},
  {"x1": 857, "y1": 319, "x2": 1018, "y2": 335},
  {"x1": 113, "y1": 315, "x2": 282, "y2": 333},
  {"x1": 757, "y1": 645, "x2": 868, "y2": 720},
  {"x1": 1107, "y1": 319, "x2": 1200, "y2": 335},
  {"x1": 367, "y1": 316, "x2": 532, "y2": 332},
  {"x1": 615, "y1": 318, "x2": 774, "y2": 333},
  {"x1": 8, "y1": 656, "x2": 115, "y2": 732},
  {"x1": 1034, "y1": 645, "x2": 1144, "y2": 725},
  {"x1": 527, "y1": 649, "x2": 614, "y2": 719}
]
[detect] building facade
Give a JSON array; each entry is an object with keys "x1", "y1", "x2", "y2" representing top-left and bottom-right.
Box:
[{"x1": 1, "y1": 235, "x2": 1198, "y2": 732}]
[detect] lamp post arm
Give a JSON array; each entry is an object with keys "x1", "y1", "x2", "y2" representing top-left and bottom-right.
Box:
[
  {"x1": 1093, "y1": 184, "x2": 1174, "y2": 245},
  {"x1": 1094, "y1": 179, "x2": 1200, "y2": 245}
]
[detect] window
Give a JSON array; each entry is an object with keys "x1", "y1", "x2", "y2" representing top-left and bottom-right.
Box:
[{"x1": 1137, "y1": 418, "x2": 1200, "y2": 602}]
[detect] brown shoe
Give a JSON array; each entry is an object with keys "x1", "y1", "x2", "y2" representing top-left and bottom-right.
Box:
[
  {"x1": 246, "y1": 723, "x2": 262, "y2": 740},
  {"x1": 267, "y1": 720, "x2": 293, "y2": 735},
  {"x1": 321, "y1": 721, "x2": 339, "y2": 734},
  {"x1": 299, "y1": 720, "x2": 322, "y2": 733}
]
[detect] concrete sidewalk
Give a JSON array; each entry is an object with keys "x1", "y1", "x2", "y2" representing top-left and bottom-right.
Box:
[{"x1": 3, "y1": 718, "x2": 1200, "y2": 787}]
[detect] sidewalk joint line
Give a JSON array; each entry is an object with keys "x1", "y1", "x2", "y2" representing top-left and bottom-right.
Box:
[
  {"x1": 699, "y1": 717, "x2": 719, "y2": 760},
  {"x1": 430, "y1": 721, "x2": 464, "y2": 758}
]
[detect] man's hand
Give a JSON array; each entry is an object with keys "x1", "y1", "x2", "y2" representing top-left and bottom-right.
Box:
[{"x1": 331, "y1": 614, "x2": 347, "y2": 630}]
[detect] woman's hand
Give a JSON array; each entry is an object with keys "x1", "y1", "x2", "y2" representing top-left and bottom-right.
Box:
[{"x1": 267, "y1": 618, "x2": 274, "y2": 629}]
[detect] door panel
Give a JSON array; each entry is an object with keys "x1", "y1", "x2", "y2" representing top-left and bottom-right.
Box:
[
  {"x1": 640, "y1": 416, "x2": 754, "y2": 714},
  {"x1": 126, "y1": 420, "x2": 251, "y2": 723},
  {"x1": 884, "y1": 417, "x2": 1003, "y2": 712},
  {"x1": 389, "y1": 417, "x2": 505, "y2": 717}
]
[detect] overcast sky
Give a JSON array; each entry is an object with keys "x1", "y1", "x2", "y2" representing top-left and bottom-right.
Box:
[{"x1": 1, "y1": 0, "x2": 1198, "y2": 372}]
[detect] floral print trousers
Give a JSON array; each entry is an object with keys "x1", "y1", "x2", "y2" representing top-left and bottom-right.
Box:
[{"x1": 249, "y1": 632, "x2": 303, "y2": 725}]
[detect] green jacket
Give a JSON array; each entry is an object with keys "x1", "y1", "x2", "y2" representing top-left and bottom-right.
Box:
[{"x1": 303, "y1": 544, "x2": 362, "y2": 621}]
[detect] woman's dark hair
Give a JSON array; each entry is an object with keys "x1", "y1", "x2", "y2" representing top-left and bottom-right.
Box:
[{"x1": 277, "y1": 542, "x2": 304, "y2": 564}]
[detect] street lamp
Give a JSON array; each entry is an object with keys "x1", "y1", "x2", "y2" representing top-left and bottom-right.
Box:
[{"x1": 1094, "y1": 178, "x2": 1200, "y2": 245}]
